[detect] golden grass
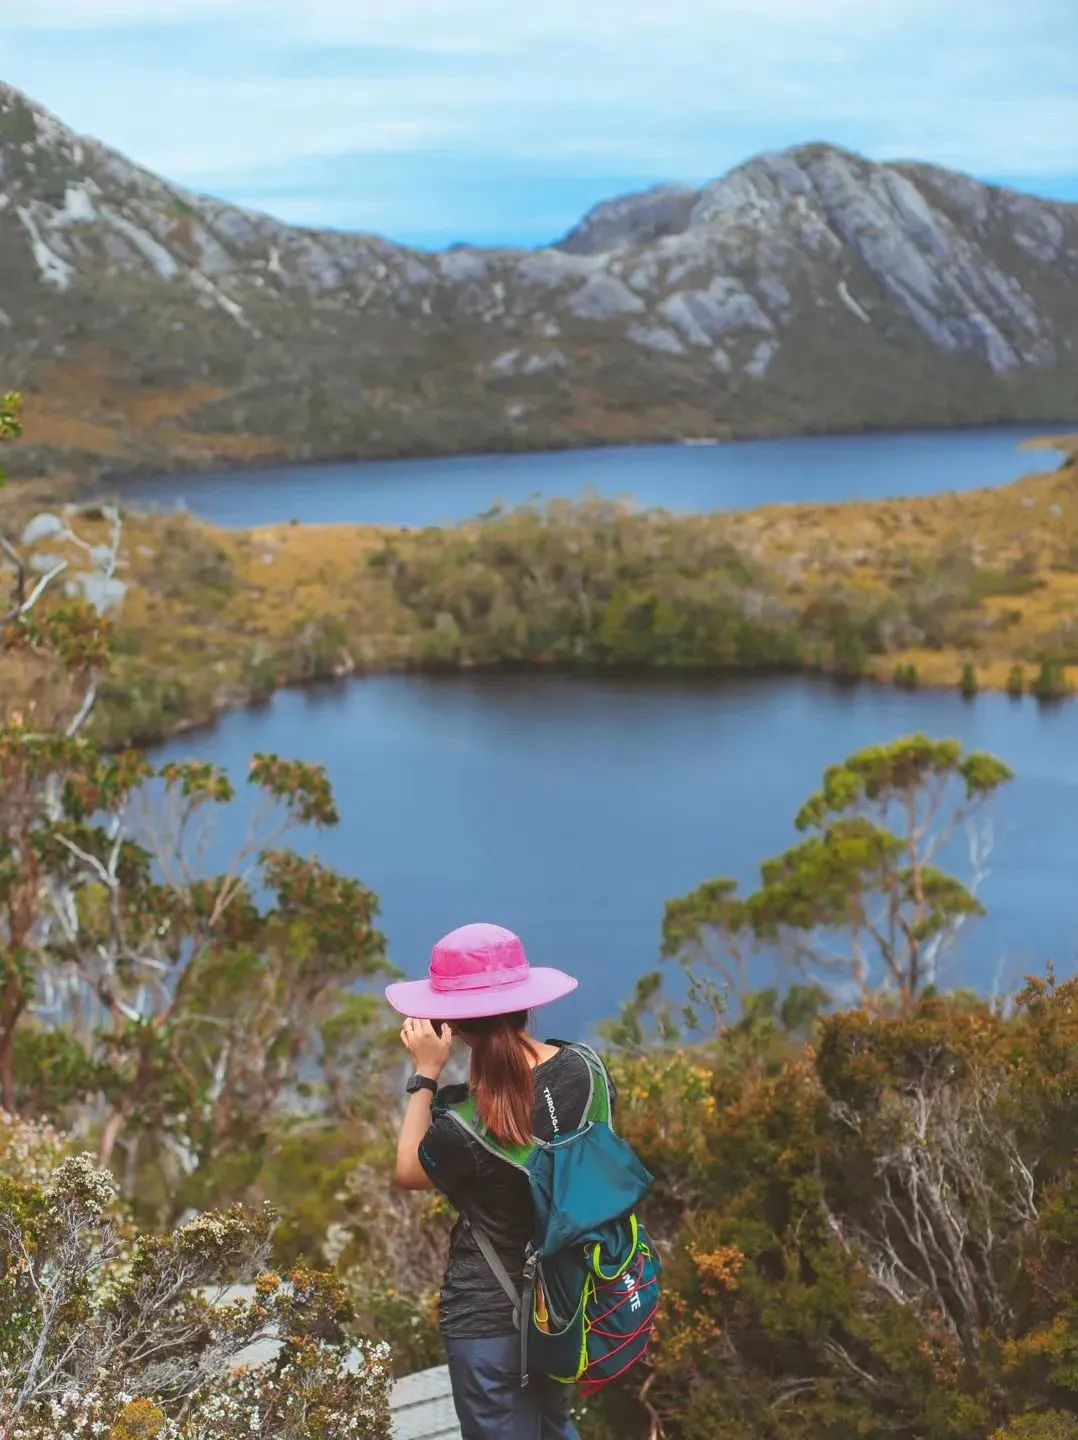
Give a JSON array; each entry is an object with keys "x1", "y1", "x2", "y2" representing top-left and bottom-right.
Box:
[
  {"x1": 17, "y1": 349, "x2": 282, "y2": 464},
  {"x1": 731, "y1": 451, "x2": 1078, "y2": 688}
]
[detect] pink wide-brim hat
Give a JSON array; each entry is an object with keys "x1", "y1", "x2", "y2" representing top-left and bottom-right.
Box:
[{"x1": 385, "y1": 922, "x2": 578, "y2": 1020}]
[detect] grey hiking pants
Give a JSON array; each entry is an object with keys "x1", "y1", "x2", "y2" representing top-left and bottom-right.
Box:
[{"x1": 444, "y1": 1334, "x2": 581, "y2": 1440}]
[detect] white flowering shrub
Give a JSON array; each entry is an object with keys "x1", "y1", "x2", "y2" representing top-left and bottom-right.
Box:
[
  {"x1": 0, "y1": 1124, "x2": 392, "y2": 1439},
  {"x1": 323, "y1": 1158, "x2": 447, "y2": 1374},
  {"x1": 0, "y1": 1110, "x2": 66, "y2": 1184}
]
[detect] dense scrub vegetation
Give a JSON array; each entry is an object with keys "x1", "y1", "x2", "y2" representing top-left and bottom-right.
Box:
[
  {"x1": 0, "y1": 1113, "x2": 394, "y2": 1438},
  {"x1": 373, "y1": 482, "x2": 1078, "y2": 695},
  {"x1": 584, "y1": 738, "x2": 1078, "y2": 1437},
  {"x1": 376, "y1": 498, "x2": 806, "y2": 670},
  {"x1": 592, "y1": 975, "x2": 1078, "y2": 1440}
]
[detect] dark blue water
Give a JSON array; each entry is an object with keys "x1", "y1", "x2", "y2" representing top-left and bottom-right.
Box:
[
  {"x1": 151, "y1": 672, "x2": 1078, "y2": 1034},
  {"x1": 121, "y1": 427, "x2": 1066, "y2": 528}
]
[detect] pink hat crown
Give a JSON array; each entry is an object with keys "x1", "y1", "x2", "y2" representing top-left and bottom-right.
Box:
[{"x1": 430, "y1": 922, "x2": 529, "y2": 994}]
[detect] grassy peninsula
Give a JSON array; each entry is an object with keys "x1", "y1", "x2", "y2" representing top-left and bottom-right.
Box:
[{"x1": 3, "y1": 438, "x2": 1076, "y2": 745}]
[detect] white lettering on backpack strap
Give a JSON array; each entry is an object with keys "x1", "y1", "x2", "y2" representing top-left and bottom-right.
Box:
[{"x1": 543, "y1": 1086, "x2": 559, "y2": 1133}]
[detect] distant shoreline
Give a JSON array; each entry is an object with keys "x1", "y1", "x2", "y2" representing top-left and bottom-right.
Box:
[
  {"x1": 93, "y1": 415, "x2": 1078, "y2": 496},
  {"x1": 138, "y1": 657, "x2": 1073, "y2": 758}
]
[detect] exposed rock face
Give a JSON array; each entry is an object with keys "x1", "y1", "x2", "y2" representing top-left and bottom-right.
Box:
[
  {"x1": 1, "y1": 84, "x2": 1076, "y2": 477},
  {"x1": 565, "y1": 273, "x2": 645, "y2": 320},
  {"x1": 557, "y1": 183, "x2": 698, "y2": 255}
]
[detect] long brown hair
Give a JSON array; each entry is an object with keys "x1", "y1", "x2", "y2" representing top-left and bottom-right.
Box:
[{"x1": 456, "y1": 1010, "x2": 537, "y2": 1146}]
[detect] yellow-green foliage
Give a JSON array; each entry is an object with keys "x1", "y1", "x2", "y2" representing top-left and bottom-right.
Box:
[
  {"x1": 990, "y1": 1417, "x2": 1078, "y2": 1440},
  {"x1": 111, "y1": 1399, "x2": 166, "y2": 1439},
  {"x1": 594, "y1": 974, "x2": 1078, "y2": 1440},
  {"x1": 378, "y1": 455, "x2": 1078, "y2": 688}
]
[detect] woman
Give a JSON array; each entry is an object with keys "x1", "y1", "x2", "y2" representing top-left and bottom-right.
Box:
[{"x1": 387, "y1": 921, "x2": 593, "y2": 1440}]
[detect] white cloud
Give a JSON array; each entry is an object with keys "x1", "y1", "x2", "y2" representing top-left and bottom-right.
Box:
[{"x1": 4, "y1": 0, "x2": 1076, "y2": 239}]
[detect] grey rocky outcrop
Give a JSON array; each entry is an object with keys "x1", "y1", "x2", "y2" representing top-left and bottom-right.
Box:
[
  {"x1": 2, "y1": 81, "x2": 1076, "y2": 471},
  {"x1": 557, "y1": 183, "x2": 698, "y2": 255}
]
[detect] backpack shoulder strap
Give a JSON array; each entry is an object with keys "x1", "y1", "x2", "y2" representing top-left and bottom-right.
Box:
[
  {"x1": 468, "y1": 1217, "x2": 537, "y2": 1389},
  {"x1": 437, "y1": 1091, "x2": 537, "y2": 1172},
  {"x1": 468, "y1": 1218, "x2": 522, "y2": 1325},
  {"x1": 564, "y1": 1041, "x2": 615, "y2": 1130}
]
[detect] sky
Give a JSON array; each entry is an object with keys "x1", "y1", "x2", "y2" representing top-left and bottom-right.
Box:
[{"x1": 4, "y1": 0, "x2": 1078, "y2": 250}]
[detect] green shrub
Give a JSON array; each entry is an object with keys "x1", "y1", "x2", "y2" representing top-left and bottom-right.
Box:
[
  {"x1": 1034, "y1": 658, "x2": 1069, "y2": 700},
  {"x1": 990, "y1": 1414, "x2": 1078, "y2": 1440}
]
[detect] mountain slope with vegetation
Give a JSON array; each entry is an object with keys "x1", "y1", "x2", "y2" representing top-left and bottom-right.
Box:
[{"x1": 2, "y1": 81, "x2": 1077, "y2": 479}]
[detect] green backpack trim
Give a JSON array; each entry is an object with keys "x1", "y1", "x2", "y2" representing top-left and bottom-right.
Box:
[
  {"x1": 535, "y1": 1273, "x2": 593, "y2": 1384},
  {"x1": 445, "y1": 1093, "x2": 535, "y2": 1171},
  {"x1": 590, "y1": 1211, "x2": 638, "y2": 1281},
  {"x1": 574, "y1": 1041, "x2": 614, "y2": 1128},
  {"x1": 437, "y1": 1042, "x2": 613, "y2": 1168}
]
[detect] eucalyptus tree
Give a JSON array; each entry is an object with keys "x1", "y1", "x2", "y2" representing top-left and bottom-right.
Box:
[
  {"x1": 1, "y1": 398, "x2": 391, "y2": 1220},
  {"x1": 664, "y1": 735, "x2": 1013, "y2": 1012}
]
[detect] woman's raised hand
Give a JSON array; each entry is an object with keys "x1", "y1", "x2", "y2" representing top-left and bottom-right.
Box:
[{"x1": 400, "y1": 1017, "x2": 453, "y2": 1078}]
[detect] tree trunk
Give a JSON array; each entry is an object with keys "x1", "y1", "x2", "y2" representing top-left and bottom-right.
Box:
[
  {"x1": 906, "y1": 791, "x2": 926, "y2": 1001},
  {"x1": 0, "y1": 983, "x2": 24, "y2": 1114},
  {"x1": 0, "y1": 1031, "x2": 17, "y2": 1114},
  {"x1": 98, "y1": 1103, "x2": 128, "y2": 1168}
]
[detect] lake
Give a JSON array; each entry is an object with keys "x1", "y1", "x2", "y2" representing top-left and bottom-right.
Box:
[
  {"x1": 121, "y1": 425, "x2": 1065, "y2": 528},
  {"x1": 140, "y1": 426, "x2": 1077, "y2": 1031},
  {"x1": 151, "y1": 671, "x2": 1078, "y2": 1034}
]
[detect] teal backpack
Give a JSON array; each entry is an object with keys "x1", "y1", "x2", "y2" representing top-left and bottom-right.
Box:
[{"x1": 434, "y1": 1042, "x2": 662, "y2": 1394}]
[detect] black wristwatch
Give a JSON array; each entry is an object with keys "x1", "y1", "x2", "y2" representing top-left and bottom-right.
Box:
[{"x1": 406, "y1": 1073, "x2": 438, "y2": 1096}]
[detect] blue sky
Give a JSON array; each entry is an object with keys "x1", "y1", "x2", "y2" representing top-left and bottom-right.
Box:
[{"x1": 5, "y1": 0, "x2": 1078, "y2": 249}]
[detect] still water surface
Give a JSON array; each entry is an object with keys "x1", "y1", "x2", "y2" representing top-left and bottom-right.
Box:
[
  {"x1": 123, "y1": 426, "x2": 1063, "y2": 528},
  {"x1": 143, "y1": 427, "x2": 1077, "y2": 1028},
  {"x1": 151, "y1": 671, "x2": 1078, "y2": 1032}
]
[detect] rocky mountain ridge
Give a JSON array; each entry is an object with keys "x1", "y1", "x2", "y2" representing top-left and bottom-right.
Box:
[{"x1": 1, "y1": 81, "x2": 1076, "y2": 479}]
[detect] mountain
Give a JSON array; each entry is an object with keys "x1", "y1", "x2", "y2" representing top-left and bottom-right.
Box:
[{"x1": 2, "y1": 82, "x2": 1077, "y2": 480}]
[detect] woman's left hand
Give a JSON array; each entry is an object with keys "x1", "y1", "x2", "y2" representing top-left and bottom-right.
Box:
[{"x1": 400, "y1": 1017, "x2": 453, "y2": 1079}]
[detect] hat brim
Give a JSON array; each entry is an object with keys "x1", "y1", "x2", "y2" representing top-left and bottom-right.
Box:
[{"x1": 385, "y1": 967, "x2": 578, "y2": 1020}]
